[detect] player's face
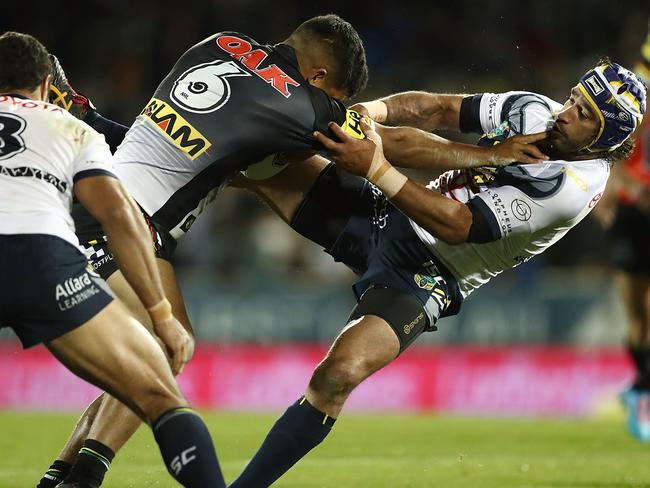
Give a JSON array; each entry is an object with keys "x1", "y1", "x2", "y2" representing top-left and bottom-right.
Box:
[{"x1": 544, "y1": 86, "x2": 600, "y2": 156}]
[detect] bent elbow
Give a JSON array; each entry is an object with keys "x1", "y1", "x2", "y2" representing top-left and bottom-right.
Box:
[
  {"x1": 439, "y1": 206, "x2": 472, "y2": 245},
  {"x1": 96, "y1": 197, "x2": 135, "y2": 227}
]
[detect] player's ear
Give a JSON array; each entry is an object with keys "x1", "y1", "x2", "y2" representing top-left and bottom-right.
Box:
[
  {"x1": 307, "y1": 68, "x2": 327, "y2": 85},
  {"x1": 40, "y1": 75, "x2": 52, "y2": 102}
]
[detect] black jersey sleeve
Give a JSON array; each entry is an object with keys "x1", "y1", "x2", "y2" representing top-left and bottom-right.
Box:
[
  {"x1": 459, "y1": 94, "x2": 484, "y2": 134},
  {"x1": 309, "y1": 86, "x2": 348, "y2": 134}
]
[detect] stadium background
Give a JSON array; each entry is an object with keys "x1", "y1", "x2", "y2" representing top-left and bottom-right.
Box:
[{"x1": 2, "y1": 0, "x2": 650, "y2": 424}]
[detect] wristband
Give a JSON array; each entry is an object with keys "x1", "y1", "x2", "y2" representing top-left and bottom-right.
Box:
[
  {"x1": 360, "y1": 100, "x2": 388, "y2": 123},
  {"x1": 367, "y1": 158, "x2": 408, "y2": 198},
  {"x1": 147, "y1": 298, "x2": 173, "y2": 324}
]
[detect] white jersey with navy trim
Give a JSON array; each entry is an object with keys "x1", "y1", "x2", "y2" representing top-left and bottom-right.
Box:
[
  {"x1": 0, "y1": 95, "x2": 115, "y2": 247},
  {"x1": 410, "y1": 91, "x2": 610, "y2": 298}
]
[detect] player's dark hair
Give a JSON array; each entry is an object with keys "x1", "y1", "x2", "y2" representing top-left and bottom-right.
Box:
[
  {"x1": 0, "y1": 32, "x2": 51, "y2": 93},
  {"x1": 603, "y1": 137, "x2": 635, "y2": 162},
  {"x1": 293, "y1": 14, "x2": 368, "y2": 99}
]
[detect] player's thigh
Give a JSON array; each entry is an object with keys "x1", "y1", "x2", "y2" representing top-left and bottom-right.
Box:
[
  {"x1": 106, "y1": 257, "x2": 192, "y2": 335},
  {"x1": 46, "y1": 300, "x2": 184, "y2": 422},
  {"x1": 237, "y1": 154, "x2": 330, "y2": 223}
]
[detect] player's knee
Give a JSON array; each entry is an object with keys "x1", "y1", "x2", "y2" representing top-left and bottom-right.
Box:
[
  {"x1": 127, "y1": 379, "x2": 185, "y2": 422},
  {"x1": 309, "y1": 356, "x2": 369, "y2": 400}
]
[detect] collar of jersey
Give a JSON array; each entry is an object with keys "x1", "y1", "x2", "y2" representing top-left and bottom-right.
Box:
[
  {"x1": 273, "y1": 43, "x2": 301, "y2": 72},
  {"x1": 0, "y1": 93, "x2": 28, "y2": 100}
]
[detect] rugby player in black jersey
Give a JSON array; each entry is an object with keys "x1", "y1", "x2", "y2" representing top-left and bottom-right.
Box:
[
  {"x1": 39, "y1": 14, "x2": 370, "y2": 488},
  {"x1": 0, "y1": 32, "x2": 225, "y2": 488},
  {"x1": 40, "y1": 15, "x2": 551, "y2": 487}
]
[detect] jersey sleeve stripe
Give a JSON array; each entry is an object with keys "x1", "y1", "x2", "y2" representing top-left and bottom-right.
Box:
[
  {"x1": 73, "y1": 169, "x2": 118, "y2": 183},
  {"x1": 459, "y1": 95, "x2": 483, "y2": 134},
  {"x1": 466, "y1": 196, "x2": 501, "y2": 243}
]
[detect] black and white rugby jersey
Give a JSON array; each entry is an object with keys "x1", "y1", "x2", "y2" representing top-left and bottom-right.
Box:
[{"x1": 111, "y1": 32, "x2": 356, "y2": 238}]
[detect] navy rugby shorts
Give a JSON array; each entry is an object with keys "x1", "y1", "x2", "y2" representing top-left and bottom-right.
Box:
[
  {"x1": 291, "y1": 164, "x2": 462, "y2": 333},
  {"x1": 0, "y1": 234, "x2": 114, "y2": 348}
]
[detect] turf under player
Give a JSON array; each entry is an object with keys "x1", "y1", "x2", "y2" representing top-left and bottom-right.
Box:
[
  {"x1": 0, "y1": 32, "x2": 226, "y2": 487},
  {"x1": 592, "y1": 21, "x2": 650, "y2": 442},
  {"x1": 227, "y1": 59, "x2": 647, "y2": 487},
  {"x1": 38, "y1": 15, "x2": 551, "y2": 487}
]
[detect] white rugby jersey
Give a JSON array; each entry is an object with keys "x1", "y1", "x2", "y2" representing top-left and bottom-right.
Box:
[
  {"x1": 409, "y1": 91, "x2": 610, "y2": 298},
  {"x1": 0, "y1": 95, "x2": 114, "y2": 246}
]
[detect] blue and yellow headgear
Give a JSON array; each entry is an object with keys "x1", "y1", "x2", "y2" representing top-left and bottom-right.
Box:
[{"x1": 578, "y1": 61, "x2": 647, "y2": 152}]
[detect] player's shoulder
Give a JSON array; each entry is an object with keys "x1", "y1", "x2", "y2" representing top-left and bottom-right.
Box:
[
  {"x1": 496, "y1": 91, "x2": 563, "y2": 135},
  {"x1": 37, "y1": 102, "x2": 106, "y2": 149},
  {"x1": 195, "y1": 31, "x2": 261, "y2": 50}
]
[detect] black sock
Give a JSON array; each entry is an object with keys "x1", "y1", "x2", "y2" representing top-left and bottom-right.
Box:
[
  {"x1": 82, "y1": 111, "x2": 129, "y2": 153},
  {"x1": 152, "y1": 407, "x2": 225, "y2": 488},
  {"x1": 64, "y1": 439, "x2": 114, "y2": 487},
  {"x1": 230, "y1": 396, "x2": 335, "y2": 488},
  {"x1": 629, "y1": 345, "x2": 650, "y2": 390},
  {"x1": 37, "y1": 459, "x2": 72, "y2": 488}
]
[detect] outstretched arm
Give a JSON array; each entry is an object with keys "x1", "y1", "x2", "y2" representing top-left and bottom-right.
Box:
[
  {"x1": 377, "y1": 124, "x2": 549, "y2": 171},
  {"x1": 353, "y1": 92, "x2": 549, "y2": 171},
  {"x1": 354, "y1": 92, "x2": 464, "y2": 132}
]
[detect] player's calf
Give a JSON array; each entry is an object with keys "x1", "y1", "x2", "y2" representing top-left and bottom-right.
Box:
[
  {"x1": 230, "y1": 315, "x2": 400, "y2": 488},
  {"x1": 45, "y1": 304, "x2": 226, "y2": 487}
]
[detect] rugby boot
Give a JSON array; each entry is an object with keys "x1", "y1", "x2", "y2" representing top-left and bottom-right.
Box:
[
  {"x1": 621, "y1": 387, "x2": 650, "y2": 442},
  {"x1": 48, "y1": 54, "x2": 94, "y2": 119}
]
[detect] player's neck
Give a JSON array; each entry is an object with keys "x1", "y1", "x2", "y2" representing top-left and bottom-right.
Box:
[{"x1": 0, "y1": 87, "x2": 43, "y2": 101}]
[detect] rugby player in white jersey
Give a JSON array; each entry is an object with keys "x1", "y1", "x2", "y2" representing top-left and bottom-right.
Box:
[
  {"x1": 0, "y1": 32, "x2": 227, "y2": 488},
  {"x1": 226, "y1": 59, "x2": 647, "y2": 487}
]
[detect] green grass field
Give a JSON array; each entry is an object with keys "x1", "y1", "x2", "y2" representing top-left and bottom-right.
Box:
[{"x1": 1, "y1": 411, "x2": 649, "y2": 487}]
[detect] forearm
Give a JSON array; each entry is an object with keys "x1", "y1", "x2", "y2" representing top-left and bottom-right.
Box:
[
  {"x1": 381, "y1": 125, "x2": 493, "y2": 171},
  {"x1": 389, "y1": 179, "x2": 471, "y2": 244},
  {"x1": 378, "y1": 92, "x2": 464, "y2": 132},
  {"x1": 363, "y1": 154, "x2": 471, "y2": 244},
  {"x1": 100, "y1": 199, "x2": 165, "y2": 309}
]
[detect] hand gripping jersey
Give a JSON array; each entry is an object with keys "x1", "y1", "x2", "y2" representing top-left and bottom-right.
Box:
[
  {"x1": 409, "y1": 91, "x2": 610, "y2": 298},
  {"x1": 0, "y1": 95, "x2": 114, "y2": 246},
  {"x1": 112, "y1": 32, "x2": 352, "y2": 238}
]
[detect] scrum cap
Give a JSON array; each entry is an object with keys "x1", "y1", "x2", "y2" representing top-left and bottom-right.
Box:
[{"x1": 578, "y1": 61, "x2": 646, "y2": 152}]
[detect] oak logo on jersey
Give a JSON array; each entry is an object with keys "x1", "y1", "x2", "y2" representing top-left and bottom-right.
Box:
[
  {"x1": 216, "y1": 35, "x2": 301, "y2": 98},
  {"x1": 141, "y1": 98, "x2": 211, "y2": 160},
  {"x1": 171, "y1": 60, "x2": 250, "y2": 114}
]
